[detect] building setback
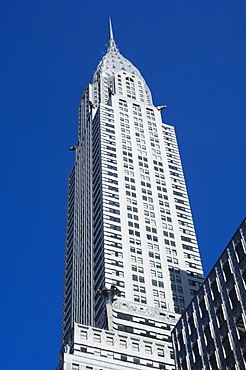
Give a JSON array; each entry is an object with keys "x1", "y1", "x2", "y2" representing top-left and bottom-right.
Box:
[
  {"x1": 172, "y1": 218, "x2": 246, "y2": 370},
  {"x1": 57, "y1": 21, "x2": 204, "y2": 370}
]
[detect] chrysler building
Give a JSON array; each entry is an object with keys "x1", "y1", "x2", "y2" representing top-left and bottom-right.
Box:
[{"x1": 57, "y1": 21, "x2": 204, "y2": 370}]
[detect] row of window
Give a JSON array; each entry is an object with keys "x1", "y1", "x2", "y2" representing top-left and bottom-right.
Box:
[{"x1": 175, "y1": 234, "x2": 246, "y2": 367}]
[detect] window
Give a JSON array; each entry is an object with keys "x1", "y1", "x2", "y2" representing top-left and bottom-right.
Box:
[
  {"x1": 154, "y1": 300, "x2": 160, "y2": 307},
  {"x1": 222, "y1": 334, "x2": 231, "y2": 357},
  {"x1": 211, "y1": 280, "x2": 219, "y2": 299},
  {"x1": 153, "y1": 289, "x2": 158, "y2": 297},
  {"x1": 94, "y1": 348, "x2": 100, "y2": 356},
  {"x1": 192, "y1": 340, "x2": 200, "y2": 362},
  {"x1": 120, "y1": 339, "x2": 127, "y2": 348},
  {"x1": 181, "y1": 358, "x2": 188, "y2": 370},
  {"x1": 216, "y1": 305, "x2": 225, "y2": 327},
  {"x1": 204, "y1": 324, "x2": 212, "y2": 345},
  {"x1": 134, "y1": 294, "x2": 140, "y2": 302},
  {"x1": 209, "y1": 353, "x2": 218, "y2": 370},
  {"x1": 178, "y1": 331, "x2": 184, "y2": 349},
  {"x1": 106, "y1": 336, "x2": 113, "y2": 345},
  {"x1": 229, "y1": 286, "x2": 238, "y2": 309},
  {"x1": 80, "y1": 330, "x2": 87, "y2": 339},
  {"x1": 140, "y1": 286, "x2": 146, "y2": 293},
  {"x1": 107, "y1": 351, "x2": 113, "y2": 358},
  {"x1": 132, "y1": 341, "x2": 139, "y2": 351},
  {"x1": 145, "y1": 345, "x2": 152, "y2": 354},
  {"x1": 199, "y1": 298, "x2": 207, "y2": 317},
  {"x1": 146, "y1": 360, "x2": 153, "y2": 367},
  {"x1": 223, "y1": 261, "x2": 232, "y2": 282},
  {"x1": 188, "y1": 315, "x2": 195, "y2": 333},
  {"x1": 159, "y1": 291, "x2": 165, "y2": 298},
  {"x1": 235, "y1": 240, "x2": 245, "y2": 261},
  {"x1": 94, "y1": 333, "x2": 101, "y2": 342},
  {"x1": 72, "y1": 365, "x2": 79, "y2": 370},
  {"x1": 141, "y1": 296, "x2": 147, "y2": 304},
  {"x1": 157, "y1": 347, "x2": 164, "y2": 357},
  {"x1": 242, "y1": 269, "x2": 246, "y2": 286},
  {"x1": 235, "y1": 315, "x2": 246, "y2": 339},
  {"x1": 133, "y1": 357, "x2": 140, "y2": 364},
  {"x1": 121, "y1": 354, "x2": 127, "y2": 361}
]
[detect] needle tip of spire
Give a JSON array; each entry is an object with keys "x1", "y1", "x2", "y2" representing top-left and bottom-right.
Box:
[{"x1": 109, "y1": 17, "x2": 114, "y2": 42}]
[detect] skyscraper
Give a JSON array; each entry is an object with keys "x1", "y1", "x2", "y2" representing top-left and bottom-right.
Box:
[
  {"x1": 57, "y1": 21, "x2": 204, "y2": 370},
  {"x1": 172, "y1": 218, "x2": 246, "y2": 370}
]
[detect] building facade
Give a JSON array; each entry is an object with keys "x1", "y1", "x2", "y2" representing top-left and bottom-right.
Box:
[
  {"x1": 172, "y1": 218, "x2": 246, "y2": 370},
  {"x1": 57, "y1": 22, "x2": 203, "y2": 370}
]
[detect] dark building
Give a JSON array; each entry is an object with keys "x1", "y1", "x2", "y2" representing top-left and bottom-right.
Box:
[{"x1": 172, "y1": 218, "x2": 246, "y2": 370}]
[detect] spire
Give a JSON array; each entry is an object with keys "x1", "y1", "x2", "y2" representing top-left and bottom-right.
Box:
[
  {"x1": 109, "y1": 17, "x2": 114, "y2": 42},
  {"x1": 107, "y1": 17, "x2": 118, "y2": 52}
]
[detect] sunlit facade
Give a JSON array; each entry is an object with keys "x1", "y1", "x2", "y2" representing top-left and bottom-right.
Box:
[{"x1": 57, "y1": 22, "x2": 203, "y2": 370}]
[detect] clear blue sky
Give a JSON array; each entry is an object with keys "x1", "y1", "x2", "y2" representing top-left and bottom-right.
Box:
[{"x1": 1, "y1": 1, "x2": 245, "y2": 369}]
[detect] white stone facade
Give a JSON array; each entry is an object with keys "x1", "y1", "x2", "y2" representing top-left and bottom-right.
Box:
[
  {"x1": 58, "y1": 301, "x2": 179, "y2": 370},
  {"x1": 58, "y1": 22, "x2": 204, "y2": 369}
]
